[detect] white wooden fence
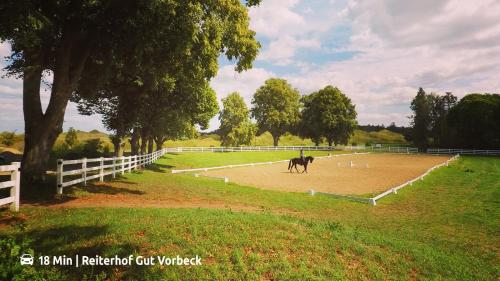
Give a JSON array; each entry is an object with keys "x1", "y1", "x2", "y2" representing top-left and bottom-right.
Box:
[
  {"x1": 166, "y1": 145, "x2": 419, "y2": 153},
  {"x1": 167, "y1": 146, "x2": 336, "y2": 152},
  {"x1": 0, "y1": 162, "x2": 21, "y2": 211},
  {"x1": 427, "y1": 148, "x2": 500, "y2": 156},
  {"x1": 56, "y1": 148, "x2": 169, "y2": 194}
]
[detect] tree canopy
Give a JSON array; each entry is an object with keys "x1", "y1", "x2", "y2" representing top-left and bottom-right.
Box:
[
  {"x1": 0, "y1": 0, "x2": 261, "y2": 183},
  {"x1": 300, "y1": 86, "x2": 357, "y2": 146},
  {"x1": 219, "y1": 92, "x2": 256, "y2": 146},
  {"x1": 251, "y1": 78, "x2": 301, "y2": 146},
  {"x1": 447, "y1": 94, "x2": 500, "y2": 149},
  {"x1": 410, "y1": 88, "x2": 458, "y2": 149}
]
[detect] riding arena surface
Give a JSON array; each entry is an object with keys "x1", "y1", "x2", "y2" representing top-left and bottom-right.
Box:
[{"x1": 202, "y1": 153, "x2": 452, "y2": 195}]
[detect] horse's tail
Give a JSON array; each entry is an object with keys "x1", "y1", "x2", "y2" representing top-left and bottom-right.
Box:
[{"x1": 288, "y1": 159, "x2": 292, "y2": 170}]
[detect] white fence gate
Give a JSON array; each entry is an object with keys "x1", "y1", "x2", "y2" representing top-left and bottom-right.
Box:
[{"x1": 0, "y1": 162, "x2": 21, "y2": 211}]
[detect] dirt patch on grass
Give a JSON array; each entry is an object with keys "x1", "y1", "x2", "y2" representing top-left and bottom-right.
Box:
[
  {"x1": 202, "y1": 154, "x2": 452, "y2": 195},
  {"x1": 25, "y1": 193, "x2": 265, "y2": 212}
]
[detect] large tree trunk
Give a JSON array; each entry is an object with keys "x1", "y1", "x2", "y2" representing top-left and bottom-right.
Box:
[
  {"x1": 154, "y1": 136, "x2": 165, "y2": 151},
  {"x1": 272, "y1": 134, "x2": 280, "y2": 147},
  {"x1": 112, "y1": 137, "x2": 123, "y2": 157},
  {"x1": 21, "y1": 33, "x2": 90, "y2": 188},
  {"x1": 155, "y1": 140, "x2": 163, "y2": 151},
  {"x1": 327, "y1": 138, "x2": 333, "y2": 147},
  {"x1": 147, "y1": 136, "x2": 154, "y2": 154},
  {"x1": 130, "y1": 128, "x2": 140, "y2": 155},
  {"x1": 21, "y1": 55, "x2": 75, "y2": 185},
  {"x1": 140, "y1": 128, "x2": 148, "y2": 155}
]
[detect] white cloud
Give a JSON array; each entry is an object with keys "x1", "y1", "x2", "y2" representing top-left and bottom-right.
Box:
[
  {"x1": 260, "y1": 36, "x2": 321, "y2": 65},
  {"x1": 249, "y1": 0, "x2": 340, "y2": 65},
  {"x1": 210, "y1": 65, "x2": 275, "y2": 104}
]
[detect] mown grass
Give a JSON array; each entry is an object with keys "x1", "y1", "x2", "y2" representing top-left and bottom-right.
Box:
[{"x1": 1, "y1": 153, "x2": 498, "y2": 280}]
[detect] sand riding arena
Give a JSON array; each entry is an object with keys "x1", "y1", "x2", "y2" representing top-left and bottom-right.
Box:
[{"x1": 201, "y1": 153, "x2": 453, "y2": 196}]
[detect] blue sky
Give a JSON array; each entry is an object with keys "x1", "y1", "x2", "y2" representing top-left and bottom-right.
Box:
[{"x1": 1, "y1": 0, "x2": 500, "y2": 132}]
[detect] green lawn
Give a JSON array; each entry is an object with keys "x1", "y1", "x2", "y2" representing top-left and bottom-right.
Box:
[{"x1": 1, "y1": 153, "x2": 498, "y2": 280}]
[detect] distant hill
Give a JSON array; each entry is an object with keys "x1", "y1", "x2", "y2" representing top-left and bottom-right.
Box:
[{"x1": 0, "y1": 130, "x2": 114, "y2": 154}]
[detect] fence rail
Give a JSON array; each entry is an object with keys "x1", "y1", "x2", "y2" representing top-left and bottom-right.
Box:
[
  {"x1": 166, "y1": 146, "x2": 336, "y2": 152},
  {"x1": 56, "y1": 148, "x2": 168, "y2": 194},
  {"x1": 427, "y1": 148, "x2": 500, "y2": 156},
  {"x1": 0, "y1": 162, "x2": 20, "y2": 211},
  {"x1": 166, "y1": 145, "x2": 419, "y2": 153}
]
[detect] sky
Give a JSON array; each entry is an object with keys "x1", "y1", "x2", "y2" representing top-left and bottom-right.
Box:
[{"x1": 1, "y1": 0, "x2": 500, "y2": 133}]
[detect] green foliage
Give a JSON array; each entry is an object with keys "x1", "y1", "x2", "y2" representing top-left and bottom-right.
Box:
[
  {"x1": 410, "y1": 88, "x2": 432, "y2": 149},
  {"x1": 64, "y1": 127, "x2": 78, "y2": 148},
  {"x1": 0, "y1": 131, "x2": 15, "y2": 146},
  {"x1": 0, "y1": 237, "x2": 63, "y2": 280},
  {"x1": 300, "y1": 86, "x2": 357, "y2": 146},
  {"x1": 219, "y1": 92, "x2": 256, "y2": 146},
  {"x1": 251, "y1": 78, "x2": 301, "y2": 146},
  {"x1": 51, "y1": 138, "x2": 110, "y2": 161},
  {"x1": 0, "y1": 0, "x2": 261, "y2": 178},
  {"x1": 351, "y1": 129, "x2": 408, "y2": 146},
  {"x1": 447, "y1": 93, "x2": 500, "y2": 149},
  {"x1": 410, "y1": 89, "x2": 458, "y2": 149}
]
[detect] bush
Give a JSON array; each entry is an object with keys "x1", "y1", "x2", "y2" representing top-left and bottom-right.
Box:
[
  {"x1": 50, "y1": 138, "x2": 111, "y2": 163},
  {"x1": 0, "y1": 132, "x2": 15, "y2": 146},
  {"x1": 64, "y1": 127, "x2": 78, "y2": 148}
]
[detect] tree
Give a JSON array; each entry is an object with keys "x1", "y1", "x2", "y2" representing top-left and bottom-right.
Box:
[
  {"x1": 151, "y1": 83, "x2": 219, "y2": 150},
  {"x1": 300, "y1": 86, "x2": 357, "y2": 146},
  {"x1": 219, "y1": 92, "x2": 256, "y2": 146},
  {"x1": 251, "y1": 78, "x2": 301, "y2": 146},
  {"x1": 428, "y1": 92, "x2": 457, "y2": 146},
  {"x1": 64, "y1": 127, "x2": 78, "y2": 148},
  {"x1": 0, "y1": 0, "x2": 261, "y2": 183},
  {"x1": 410, "y1": 88, "x2": 432, "y2": 149},
  {"x1": 447, "y1": 94, "x2": 500, "y2": 149}
]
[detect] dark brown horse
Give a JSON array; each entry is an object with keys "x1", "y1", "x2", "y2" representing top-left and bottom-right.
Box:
[{"x1": 288, "y1": 156, "x2": 314, "y2": 173}]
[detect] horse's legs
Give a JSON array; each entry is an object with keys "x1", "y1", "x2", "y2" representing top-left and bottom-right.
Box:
[
  {"x1": 302, "y1": 164, "x2": 307, "y2": 173},
  {"x1": 294, "y1": 164, "x2": 300, "y2": 173}
]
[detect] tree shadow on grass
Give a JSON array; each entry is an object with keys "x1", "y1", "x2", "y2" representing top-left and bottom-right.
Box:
[
  {"x1": 5, "y1": 224, "x2": 152, "y2": 280},
  {"x1": 144, "y1": 163, "x2": 174, "y2": 173},
  {"x1": 73, "y1": 182, "x2": 145, "y2": 195}
]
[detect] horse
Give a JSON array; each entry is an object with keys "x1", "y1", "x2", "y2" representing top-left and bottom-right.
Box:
[{"x1": 288, "y1": 156, "x2": 314, "y2": 173}]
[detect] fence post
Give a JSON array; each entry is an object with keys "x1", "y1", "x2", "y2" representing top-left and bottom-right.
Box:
[
  {"x1": 99, "y1": 157, "x2": 104, "y2": 182},
  {"x1": 128, "y1": 156, "x2": 132, "y2": 172},
  {"x1": 112, "y1": 157, "x2": 116, "y2": 178},
  {"x1": 56, "y1": 159, "x2": 64, "y2": 194},
  {"x1": 82, "y1": 157, "x2": 87, "y2": 186},
  {"x1": 121, "y1": 156, "x2": 125, "y2": 175},
  {"x1": 10, "y1": 162, "x2": 20, "y2": 212}
]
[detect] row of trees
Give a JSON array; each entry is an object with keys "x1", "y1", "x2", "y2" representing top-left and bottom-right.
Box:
[
  {"x1": 218, "y1": 78, "x2": 358, "y2": 147},
  {"x1": 410, "y1": 88, "x2": 500, "y2": 149},
  {"x1": 1, "y1": 0, "x2": 262, "y2": 184}
]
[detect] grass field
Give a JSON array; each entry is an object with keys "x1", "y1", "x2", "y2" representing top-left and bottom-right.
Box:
[{"x1": 1, "y1": 152, "x2": 498, "y2": 280}]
